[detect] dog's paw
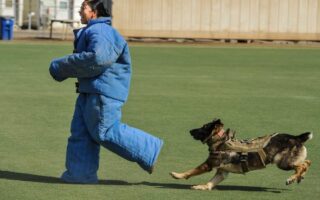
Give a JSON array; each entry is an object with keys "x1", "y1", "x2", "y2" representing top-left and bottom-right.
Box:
[
  {"x1": 297, "y1": 176, "x2": 304, "y2": 184},
  {"x1": 286, "y1": 178, "x2": 295, "y2": 185},
  {"x1": 191, "y1": 184, "x2": 212, "y2": 191},
  {"x1": 286, "y1": 175, "x2": 305, "y2": 185},
  {"x1": 170, "y1": 172, "x2": 186, "y2": 179}
]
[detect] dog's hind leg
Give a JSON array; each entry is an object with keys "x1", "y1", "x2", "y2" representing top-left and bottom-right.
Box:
[
  {"x1": 300, "y1": 160, "x2": 311, "y2": 178},
  {"x1": 286, "y1": 160, "x2": 311, "y2": 185},
  {"x1": 170, "y1": 162, "x2": 211, "y2": 180},
  {"x1": 191, "y1": 169, "x2": 229, "y2": 190}
]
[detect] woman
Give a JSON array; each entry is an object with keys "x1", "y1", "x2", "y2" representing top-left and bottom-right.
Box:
[{"x1": 49, "y1": 0, "x2": 163, "y2": 183}]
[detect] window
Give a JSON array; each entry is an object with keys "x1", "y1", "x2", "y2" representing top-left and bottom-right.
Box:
[
  {"x1": 5, "y1": 0, "x2": 13, "y2": 8},
  {"x1": 59, "y1": 1, "x2": 68, "y2": 10}
]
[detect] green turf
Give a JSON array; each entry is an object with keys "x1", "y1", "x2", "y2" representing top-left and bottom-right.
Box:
[{"x1": 0, "y1": 41, "x2": 319, "y2": 200}]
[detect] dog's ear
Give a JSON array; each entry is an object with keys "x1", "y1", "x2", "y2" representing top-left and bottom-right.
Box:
[
  {"x1": 212, "y1": 118, "x2": 219, "y2": 122},
  {"x1": 213, "y1": 118, "x2": 223, "y2": 126},
  {"x1": 216, "y1": 119, "x2": 222, "y2": 125}
]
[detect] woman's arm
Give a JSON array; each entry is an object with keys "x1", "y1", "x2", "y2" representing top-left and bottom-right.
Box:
[{"x1": 49, "y1": 27, "x2": 121, "y2": 81}]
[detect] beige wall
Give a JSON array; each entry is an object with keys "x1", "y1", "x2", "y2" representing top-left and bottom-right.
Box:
[
  {"x1": 0, "y1": 0, "x2": 15, "y2": 16},
  {"x1": 112, "y1": 0, "x2": 320, "y2": 40}
]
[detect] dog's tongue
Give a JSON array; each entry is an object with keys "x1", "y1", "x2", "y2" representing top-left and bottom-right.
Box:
[{"x1": 217, "y1": 129, "x2": 225, "y2": 137}]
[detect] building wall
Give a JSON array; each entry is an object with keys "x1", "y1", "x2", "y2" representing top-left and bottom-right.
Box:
[
  {"x1": 21, "y1": 0, "x2": 74, "y2": 28},
  {"x1": 72, "y1": 0, "x2": 82, "y2": 21},
  {"x1": 0, "y1": 0, "x2": 15, "y2": 16},
  {"x1": 15, "y1": 0, "x2": 24, "y2": 26},
  {"x1": 54, "y1": 0, "x2": 69, "y2": 20},
  {"x1": 22, "y1": 0, "x2": 40, "y2": 28},
  {"x1": 112, "y1": 0, "x2": 320, "y2": 41}
]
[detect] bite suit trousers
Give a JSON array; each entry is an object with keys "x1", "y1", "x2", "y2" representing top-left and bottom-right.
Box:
[{"x1": 61, "y1": 93, "x2": 163, "y2": 183}]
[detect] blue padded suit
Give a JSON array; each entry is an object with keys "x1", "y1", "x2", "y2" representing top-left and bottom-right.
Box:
[{"x1": 49, "y1": 17, "x2": 163, "y2": 183}]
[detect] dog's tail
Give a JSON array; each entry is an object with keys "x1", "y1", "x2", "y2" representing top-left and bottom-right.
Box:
[{"x1": 297, "y1": 132, "x2": 313, "y2": 143}]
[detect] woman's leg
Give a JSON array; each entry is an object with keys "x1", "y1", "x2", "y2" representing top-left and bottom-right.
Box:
[
  {"x1": 84, "y1": 94, "x2": 163, "y2": 173},
  {"x1": 61, "y1": 94, "x2": 100, "y2": 183}
]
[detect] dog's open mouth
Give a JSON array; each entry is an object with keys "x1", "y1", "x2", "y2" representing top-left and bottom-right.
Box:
[
  {"x1": 216, "y1": 129, "x2": 225, "y2": 138},
  {"x1": 202, "y1": 129, "x2": 225, "y2": 143}
]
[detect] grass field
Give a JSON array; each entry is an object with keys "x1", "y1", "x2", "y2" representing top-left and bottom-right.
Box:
[{"x1": 0, "y1": 41, "x2": 319, "y2": 200}]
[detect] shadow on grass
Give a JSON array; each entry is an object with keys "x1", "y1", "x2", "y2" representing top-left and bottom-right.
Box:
[
  {"x1": 0, "y1": 170, "x2": 131, "y2": 185},
  {"x1": 0, "y1": 170, "x2": 288, "y2": 192},
  {"x1": 140, "y1": 182, "x2": 289, "y2": 193},
  {"x1": 215, "y1": 185, "x2": 289, "y2": 193},
  {"x1": 0, "y1": 170, "x2": 63, "y2": 184}
]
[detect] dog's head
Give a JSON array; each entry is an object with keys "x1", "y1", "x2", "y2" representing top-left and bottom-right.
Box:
[{"x1": 190, "y1": 118, "x2": 224, "y2": 143}]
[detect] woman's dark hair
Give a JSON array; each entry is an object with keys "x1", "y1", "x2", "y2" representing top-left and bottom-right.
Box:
[{"x1": 86, "y1": 0, "x2": 111, "y2": 17}]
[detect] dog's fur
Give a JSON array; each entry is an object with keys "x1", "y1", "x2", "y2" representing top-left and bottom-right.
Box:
[{"x1": 170, "y1": 119, "x2": 312, "y2": 190}]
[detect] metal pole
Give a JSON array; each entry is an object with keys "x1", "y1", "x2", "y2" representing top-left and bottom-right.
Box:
[
  {"x1": 28, "y1": 12, "x2": 35, "y2": 30},
  {"x1": 50, "y1": 20, "x2": 53, "y2": 38},
  {"x1": 28, "y1": 14, "x2": 31, "y2": 30}
]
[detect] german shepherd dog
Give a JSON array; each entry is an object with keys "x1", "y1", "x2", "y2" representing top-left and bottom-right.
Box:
[{"x1": 170, "y1": 119, "x2": 312, "y2": 190}]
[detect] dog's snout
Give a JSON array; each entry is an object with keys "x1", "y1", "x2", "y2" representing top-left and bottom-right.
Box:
[{"x1": 190, "y1": 129, "x2": 198, "y2": 136}]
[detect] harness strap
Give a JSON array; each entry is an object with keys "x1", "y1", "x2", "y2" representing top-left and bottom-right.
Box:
[
  {"x1": 240, "y1": 152, "x2": 249, "y2": 173},
  {"x1": 257, "y1": 149, "x2": 267, "y2": 167},
  {"x1": 239, "y1": 149, "x2": 267, "y2": 173}
]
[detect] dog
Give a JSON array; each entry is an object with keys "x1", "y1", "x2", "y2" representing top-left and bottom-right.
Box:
[{"x1": 170, "y1": 118, "x2": 312, "y2": 190}]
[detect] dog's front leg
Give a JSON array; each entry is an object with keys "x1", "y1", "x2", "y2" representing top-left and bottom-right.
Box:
[
  {"x1": 286, "y1": 160, "x2": 311, "y2": 185},
  {"x1": 192, "y1": 169, "x2": 229, "y2": 190},
  {"x1": 170, "y1": 162, "x2": 211, "y2": 180}
]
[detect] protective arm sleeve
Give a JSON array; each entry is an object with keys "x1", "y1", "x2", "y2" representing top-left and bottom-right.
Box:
[{"x1": 49, "y1": 28, "x2": 120, "y2": 82}]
